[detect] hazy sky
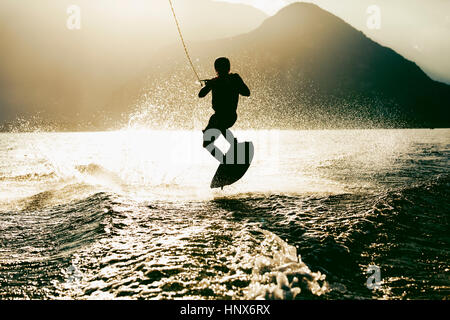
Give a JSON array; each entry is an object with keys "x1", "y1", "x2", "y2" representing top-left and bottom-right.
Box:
[
  {"x1": 0, "y1": 0, "x2": 267, "y2": 127},
  {"x1": 0, "y1": 0, "x2": 448, "y2": 130},
  {"x1": 221, "y1": 0, "x2": 287, "y2": 14},
  {"x1": 222, "y1": 0, "x2": 450, "y2": 83}
]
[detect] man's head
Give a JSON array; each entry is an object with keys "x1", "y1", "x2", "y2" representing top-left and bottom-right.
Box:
[{"x1": 214, "y1": 57, "x2": 230, "y2": 77}]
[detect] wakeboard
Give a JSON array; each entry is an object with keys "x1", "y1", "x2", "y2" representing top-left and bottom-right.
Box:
[{"x1": 210, "y1": 141, "x2": 254, "y2": 189}]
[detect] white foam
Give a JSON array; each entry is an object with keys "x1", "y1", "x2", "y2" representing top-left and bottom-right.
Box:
[{"x1": 245, "y1": 230, "x2": 329, "y2": 299}]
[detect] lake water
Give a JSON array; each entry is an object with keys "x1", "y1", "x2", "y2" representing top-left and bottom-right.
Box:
[{"x1": 0, "y1": 129, "x2": 448, "y2": 299}]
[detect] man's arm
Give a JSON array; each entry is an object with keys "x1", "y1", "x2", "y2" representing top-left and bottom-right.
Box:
[
  {"x1": 235, "y1": 74, "x2": 250, "y2": 97},
  {"x1": 199, "y1": 81, "x2": 212, "y2": 98}
]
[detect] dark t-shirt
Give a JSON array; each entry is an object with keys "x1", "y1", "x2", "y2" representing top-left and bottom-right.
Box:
[{"x1": 199, "y1": 73, "x2": 250, "y2": 114}]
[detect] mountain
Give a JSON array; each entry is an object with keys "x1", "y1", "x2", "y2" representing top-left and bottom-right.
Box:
[
  {"x1": 128, "y1": 2, "x2": 450, "y2": 129},
  {"x1": 281, "y1": 0, "x2": 450, "y2": 84},
  {"x1": 0, "y1": 0, "x2": 267, "y2": 130}
]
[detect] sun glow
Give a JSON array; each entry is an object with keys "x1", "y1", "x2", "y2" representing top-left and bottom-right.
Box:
[{"x1": 219, "y1": 0, "x2": 288, "y2": 15}]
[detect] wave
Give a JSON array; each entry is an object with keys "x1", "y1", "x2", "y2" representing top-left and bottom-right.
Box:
[
  {"x1": 0, "y1": 163, "x2": 124, "y2": 185},
  {"x1": 329, "y1": 174, "x2": 450, "y2": 299},
  {"x1": 0, "y1": 163, "x2": 129, "y2": 212},
  {"x1": 208, "y1": 175, "x2": 450, "y2": 299},
  {"x1": 0, "y1": 192, "x2": 117, "y2": 263},
  {"x1": 0, "y1": 172, "x2": 58, "y2": 182},
  {"x1": 1, "y1": 173, "x2": 447, "y2": 299},
  {"x1": 244, "y1": 230, "x2": 329, "y2": 299},
  {"x1": 51, "y1": 216, "x2": 329, "y2": 300}
]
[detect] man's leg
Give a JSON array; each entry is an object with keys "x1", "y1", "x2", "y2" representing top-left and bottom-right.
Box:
[
  {"x1": 203, "y1": 128, "x2": 227, "y2": 163},
  {"x1": 202, "y1": 113, "x2": 239, "y2": 163},
  {"x1": 203, "y1": 114, "x2": 217, "y2": 148}
]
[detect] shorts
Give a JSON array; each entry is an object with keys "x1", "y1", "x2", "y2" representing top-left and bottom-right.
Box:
[{"x1": 203, "y1": 112, "x2": 237, "y2": 136}]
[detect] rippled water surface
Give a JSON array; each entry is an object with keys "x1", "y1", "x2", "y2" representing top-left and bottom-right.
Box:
[{"x1": 0, "y1": 129, "x2": 449, "y2": 299}]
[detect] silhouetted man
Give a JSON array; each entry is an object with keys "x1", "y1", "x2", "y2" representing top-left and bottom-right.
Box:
[{"x1": 199, "y1": 57, "x2": 250, "y2": 150}]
